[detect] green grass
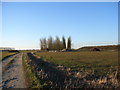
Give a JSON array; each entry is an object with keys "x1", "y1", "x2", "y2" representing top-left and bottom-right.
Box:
[
  {"x1": 22, "y1": 54, "x2": 41, "y2": 88},
  {"x1": 22, "y1": 54, "x2": 47, "y2": 88},
  {"x1": 0, "y1": 51, "x2": 17, "y2": 60},
  {"x1": 35, "y1": 51, "x2": 118, "y2": 76}
]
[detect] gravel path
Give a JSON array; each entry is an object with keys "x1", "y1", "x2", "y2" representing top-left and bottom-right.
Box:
[{"x1": 2, "y1": 53, "x2": 27, "y2": 88}]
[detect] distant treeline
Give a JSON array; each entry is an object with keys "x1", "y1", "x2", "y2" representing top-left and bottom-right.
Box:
[{"x1": 40, "y1": 36, "x2": 71, "y2": 51}]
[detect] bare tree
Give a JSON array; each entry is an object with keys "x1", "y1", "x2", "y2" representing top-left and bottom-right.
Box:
[
  {"x1": 40, "y1": 36, "x2": 70, "y2": 51},
  {"x1": 53, "y1": 40, "x2": 57, "y2": 50},
  {"x1": 40, "y1": 39, "x2": 43, "y2": 50},
  {"x1": 48, "y1": 36, "x2": 53, "y2": 50},
  {"x1": 55, "y1": 36, "x2": 61, "y2": 50},
  {"x1": 43, "y1": 38, "x2": 47, "y2": 50},
  {"x1": 67, "y1": 36, "x2": 71, "y2": 49},
  {"x1": 62, "y1": 36, "x2": 66, "y2": 49}
]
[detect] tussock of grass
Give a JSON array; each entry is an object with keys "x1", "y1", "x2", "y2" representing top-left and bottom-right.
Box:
[
  {"x1": 8, "y1": 59, "x2": 14, "y2": 66},
  {"x1": 22, "y1": 54, "x2": 41, "y2": 88}
]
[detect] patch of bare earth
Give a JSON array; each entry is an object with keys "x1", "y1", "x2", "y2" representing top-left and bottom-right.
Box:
[{"x1": 2, "y1": 53, "x2": 27, "y2": 88}]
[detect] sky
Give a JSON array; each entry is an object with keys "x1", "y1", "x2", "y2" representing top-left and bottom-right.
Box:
[
  {"x1": 1, "y1": 2, "x2": 118, "y2": 50},
  {"x1": 1, "y1": 0, "x2": 119, "y2": 2}
]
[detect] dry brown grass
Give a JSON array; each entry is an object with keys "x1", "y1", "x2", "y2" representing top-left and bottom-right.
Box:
[
  {"x1": 0, "y1": 51, "x2": 17, "y2": 60},
  {"x1": 35, "y1": 51, "x2": 118, "y2": 76},
  {"x1": 28, "y1": 52, "x2": 119, "y2": 88}
]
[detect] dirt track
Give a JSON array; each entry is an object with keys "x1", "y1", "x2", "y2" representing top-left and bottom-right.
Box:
[{"x1": 2, "y1": 53, "x2": 27, "y2": 88}]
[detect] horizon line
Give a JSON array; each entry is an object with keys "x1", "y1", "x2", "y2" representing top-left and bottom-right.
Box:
[{"x1": 0, "y1": 44, "x2": 118, "y2": 50}]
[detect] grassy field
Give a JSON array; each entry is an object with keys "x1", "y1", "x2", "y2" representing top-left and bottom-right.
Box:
[
  {"x1": 34, "y1": 51, "x2": 118, "y2": 76},
  {"x1": 22, "y1": 54, "x2": 42, "y2": 88},
  {"x1": 0, "y1": 51, "x2": 17, "y2": 60},
  {"x1": 77, "y1": 45, "x2": 119, "y2": 51}
]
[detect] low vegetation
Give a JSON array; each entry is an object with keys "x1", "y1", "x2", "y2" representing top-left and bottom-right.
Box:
[
  {"x1": 34, "y1": 51, "x2": 118, "y2": 76},
  {"x1": 77, "y1": 45, "x2": 119, "y2": 51},
  {"x1": 22, "y1": 54, "x2": 41, "y2": 88},
  {"x1": 29, "y1": 51, "x2": 119, "y2": 88},
  {"x1": 7, "y1": 59, "x2": 14, "y2": 66},
  {"x1": 0, "y1": 51, "x2": 17, "y2": 60},
  {"x1": 22, "y1": 54, "x2": 44, "y2": 88}
]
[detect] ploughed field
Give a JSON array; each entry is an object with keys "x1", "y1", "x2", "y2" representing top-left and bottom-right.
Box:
[{"x1": 26, "y1": 51, "x2": 119, "y2": 88}]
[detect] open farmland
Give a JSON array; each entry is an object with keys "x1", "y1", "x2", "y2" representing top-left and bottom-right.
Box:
[
  {"x1": 0, "y1": 51, "x2": 17, "y2": 60},
  {"x1": 24, "y1": 51, "x2": 119, "y2": 88},
  {"x1": 77, "y1": 45, "x2": 119, "y2": 51},
  {"x1": 34, "y1": 51, "x2": 118, "y2": 76}
]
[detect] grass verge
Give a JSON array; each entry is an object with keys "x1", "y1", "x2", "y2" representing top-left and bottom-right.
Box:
[
  {"x1": 22, "y1": 54, "x2": 41, "y2": 88},
  {"x1": 1, "y1": 52, "x2": 18, "y2": 61}
]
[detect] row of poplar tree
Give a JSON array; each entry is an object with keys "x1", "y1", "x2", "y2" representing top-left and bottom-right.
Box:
[{"x1": 40, "y1": 36, "x2": 71, "y2": 51}]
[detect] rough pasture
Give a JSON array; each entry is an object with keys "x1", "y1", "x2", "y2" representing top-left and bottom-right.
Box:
[{"x1": 26, "y1": 51, "x2": 119, "y2": 88}]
